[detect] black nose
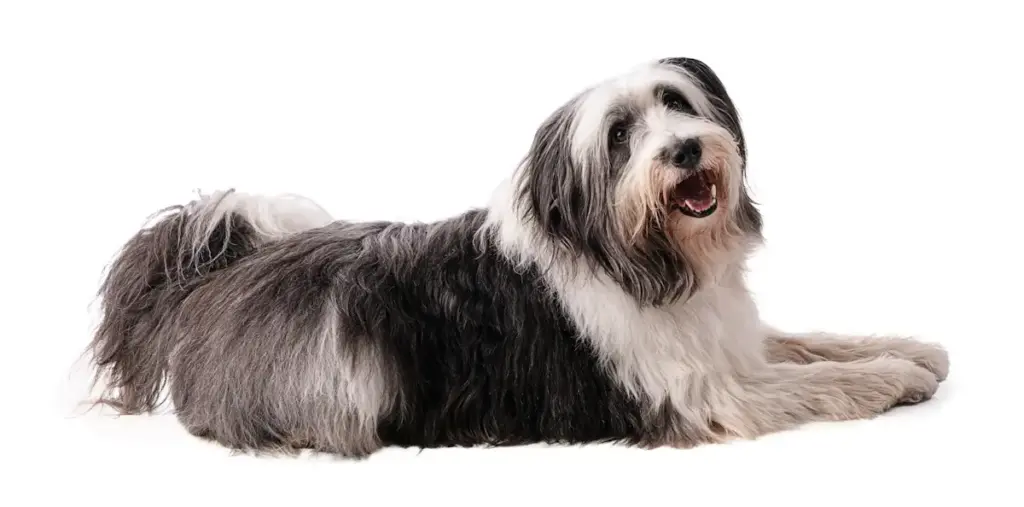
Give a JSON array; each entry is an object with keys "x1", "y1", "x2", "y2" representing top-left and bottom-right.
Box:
[{"x1": 671, "y1": 138, "x2": 702, "y2": 169}]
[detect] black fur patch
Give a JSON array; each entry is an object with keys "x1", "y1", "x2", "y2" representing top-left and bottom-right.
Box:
[{"x1": 356, "y1": 211, "x2": 654, "y2": 448}]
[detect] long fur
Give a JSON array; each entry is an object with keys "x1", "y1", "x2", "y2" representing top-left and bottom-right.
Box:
[
  {"x1": 85, "y1": 57, "x2": 949, "y2": 458},
  {"x1": 88, "y1": 190, "x2": 333, "y2": 414}
]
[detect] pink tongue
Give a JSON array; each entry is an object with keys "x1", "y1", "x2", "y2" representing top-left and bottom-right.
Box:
[
  {"x1": 676, "y1": 173, "x2": 714, "y2": 210},
  {"x1": 684, "y1": 194, "x2": 714, "y2": 211}
]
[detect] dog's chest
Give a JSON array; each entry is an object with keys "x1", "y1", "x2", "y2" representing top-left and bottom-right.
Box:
[{"x1": 552, "y1": 266, "x2": 762, "y2": 405}]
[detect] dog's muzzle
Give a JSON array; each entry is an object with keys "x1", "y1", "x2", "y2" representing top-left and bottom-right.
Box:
[{"x1": 667, "y1": 138, "x2": 718, "y2": 218}]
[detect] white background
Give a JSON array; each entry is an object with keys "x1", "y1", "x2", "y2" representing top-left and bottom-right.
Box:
[{"x1": 3, "y1": 1, "x2": 1022, "y2": 505}]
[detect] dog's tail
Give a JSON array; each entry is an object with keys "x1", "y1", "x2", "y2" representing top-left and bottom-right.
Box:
[{"x1": 86, "y1": 189, "x2": 333, "y2": 414}]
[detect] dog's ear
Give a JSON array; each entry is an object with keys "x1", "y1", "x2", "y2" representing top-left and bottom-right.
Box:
[
  {"x1": 659, "y1": 57, "x2": 745, "y2": 161},
  {"x1": 517, "y1": 100, "x2": 585, "y2": 247},
  {"x1": 516, "y1": 97, "x2": 696, "y2": 307}
]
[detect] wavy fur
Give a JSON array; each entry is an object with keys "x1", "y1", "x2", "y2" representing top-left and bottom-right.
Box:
[{"x1": 83, "y1": 58, "x2": 948, "y2": 458}]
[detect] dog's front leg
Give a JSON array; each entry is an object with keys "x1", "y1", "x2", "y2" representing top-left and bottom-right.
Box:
[
  {"x1": 762, "y1": 326, "x2": 949, "y2": 381},
  {"x1": 708, "y1": 358, "x2": 940, "y2": 440}
]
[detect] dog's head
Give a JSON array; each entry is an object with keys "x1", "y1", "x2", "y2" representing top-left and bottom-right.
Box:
[{"x1": 513, "y1": 58, "x2": 763, "y2": 305}]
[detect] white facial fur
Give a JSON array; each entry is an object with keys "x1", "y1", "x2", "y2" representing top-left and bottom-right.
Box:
[
  {"x1": 569, "y1": 64, "x2": 722, "y2": 160},
  {"x1": 570, "y1": 64, "x2": 744, "y2": 243}
]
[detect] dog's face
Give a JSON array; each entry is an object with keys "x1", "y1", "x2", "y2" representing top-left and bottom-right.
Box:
[{"x1": 514, "y1": 58, "x2": 762, "y2": 305}]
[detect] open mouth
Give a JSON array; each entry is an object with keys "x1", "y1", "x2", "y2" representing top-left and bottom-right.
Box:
[{"x1": 671, "y1": 170, "x2": 718, "y2": 218}]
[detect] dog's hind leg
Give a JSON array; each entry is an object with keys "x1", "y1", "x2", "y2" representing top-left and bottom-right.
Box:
[
  {"x1": 167, "y1": 253, "x2": 398, "y2": 459},
  {"x1": 761, "y1": 326, "x2": 949, "y2": 381}
]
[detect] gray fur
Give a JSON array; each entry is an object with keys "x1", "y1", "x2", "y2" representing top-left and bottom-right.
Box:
[
  {"x1": 84, "y1": 58, "x2": 949, "y2": 458},
  {"x1": 764, "y1": 330, "x2": 950, "y2": 381},
  {"x1": 709, "y1": 357, "x2": 941, "y2": 441},
  {"x1": 88, "y1": 191, "x2": 396, "y2": 456},
  {"x1": 87, "y1": 192, "x2": 263, "y2": 413}
]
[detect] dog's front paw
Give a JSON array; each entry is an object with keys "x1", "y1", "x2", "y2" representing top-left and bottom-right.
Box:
[
  {"x1": 893, "y1": 359, "x2": 941, "y2": 405},
  {"x1": 914, "y1": 343, "x2": 949, "y2": 382},
  {"x1": 853, "y1": 357, "x2": 940, "y2": 411},
  {"x1": 889, "y1": 339, "x2": 949, "y2": 382}
]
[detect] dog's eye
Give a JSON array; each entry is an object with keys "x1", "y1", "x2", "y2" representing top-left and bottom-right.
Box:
[
  {"x1": 610, "y1": 123, "x2": 629, "y2": 145},
  {"x1": 663, "y1": 90, "x2": 693, "y2": 114}
]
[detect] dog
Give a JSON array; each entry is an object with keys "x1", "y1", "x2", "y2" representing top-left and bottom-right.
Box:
[{"x1": 86, "y1": 57, "x2": 949, "y2": 457}]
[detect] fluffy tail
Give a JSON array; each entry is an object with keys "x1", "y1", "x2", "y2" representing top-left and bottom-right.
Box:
[{"x1": 86, "y1": 189, "x2": 333, "y2": 414}]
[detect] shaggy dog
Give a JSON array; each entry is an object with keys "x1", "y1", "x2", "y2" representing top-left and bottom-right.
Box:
[{"x1": 87, "y1": 57, "x2": 949, "y2": 457}]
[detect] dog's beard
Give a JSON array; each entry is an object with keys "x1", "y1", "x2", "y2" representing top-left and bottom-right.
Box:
[
  {"x1": 610, "y1": 130, "x2": 748, "y2": 285},
  {"x1": 615, "y1": 130, "x2": 741, "y2": 245}
]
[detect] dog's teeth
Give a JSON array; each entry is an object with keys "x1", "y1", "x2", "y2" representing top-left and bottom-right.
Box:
[{"x1": 711, "y1": 184, "x2": 717, "y2": 198}]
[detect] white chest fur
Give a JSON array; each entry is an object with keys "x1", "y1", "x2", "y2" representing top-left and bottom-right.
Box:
[
  {"x1": 547, "y1": 263, "x2": 764, "y2": 411},
  {"x1": 484, "y1": 179, "x2": 764, "y2": 413}
]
